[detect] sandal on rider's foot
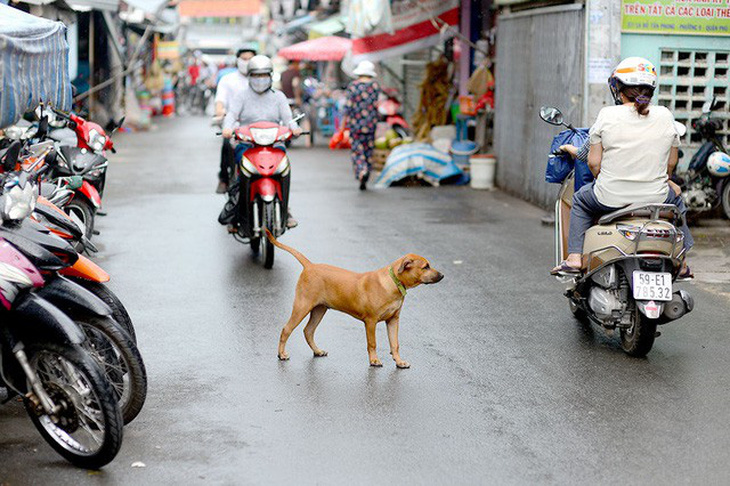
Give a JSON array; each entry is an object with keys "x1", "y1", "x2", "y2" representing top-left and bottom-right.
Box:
[
  {"x1": 677, "y1": 265, "x2": 694, "y2": 281},
  {"x1": 286, "y1": 210, "x2": 298, "y2": 229},
  {"x1": 227, "y1": 224, "x2": 238, "y2": 234},
  {"x1": 550, "y1": 261, "x2": 582, "y2": 276}
]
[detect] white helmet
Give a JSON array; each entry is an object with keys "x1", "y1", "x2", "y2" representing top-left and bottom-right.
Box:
[
  {"x1": 707, "y1": 151, "x2": 730, "y2": 178},
  {"x1": 609, "y1": 57, "x2": 657, "y2": 105},
  {"x1": 247, "y1": 55, "x2": 273, "y2": 75}
]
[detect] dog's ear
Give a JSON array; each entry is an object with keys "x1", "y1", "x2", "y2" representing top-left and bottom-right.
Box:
[{"x1": 398, "y1": 258, "x2": 413, "y2": 274}]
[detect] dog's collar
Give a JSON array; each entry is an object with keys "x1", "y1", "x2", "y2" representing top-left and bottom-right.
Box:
[{"x1": 389, "y1": 267, "x2": 407, "y2": 297}]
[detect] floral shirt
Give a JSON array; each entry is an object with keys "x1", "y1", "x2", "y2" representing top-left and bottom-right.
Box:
[{"x1": 344, "y1": 80, "x2": 380, "y2": 135}]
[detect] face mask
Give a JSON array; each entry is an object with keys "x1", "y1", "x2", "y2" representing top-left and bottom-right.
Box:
[
  {"x1": 250, "y1": 76, "x2": 272, "y2": 94},
  {"x1": 237, "y1": 58, "x2": 249, "y2": 75}
]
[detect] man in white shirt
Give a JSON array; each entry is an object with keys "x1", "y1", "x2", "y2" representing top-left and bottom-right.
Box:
[{"x1": 214, "y1": 47, "x2": 256, "y2": 194}]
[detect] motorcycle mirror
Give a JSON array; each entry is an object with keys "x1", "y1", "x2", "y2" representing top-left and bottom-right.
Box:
[
  {"x1": 36, "y1": 116, "x2": 49, "y2": 139},
  {"x1": 1, "y1": 141, "x2": 21, "y2": 172},
  {"x1": 539, "y1": 106, "x2": 564, "y2": 126},
  {"x1": 701, "y1": 96, "x2": 717, "y2": 114},
  {"x1": 112, "y1": 116, "x2": 125, "y2": 133}
]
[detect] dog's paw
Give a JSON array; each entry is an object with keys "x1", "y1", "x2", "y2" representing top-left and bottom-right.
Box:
[
  {"x1": 278, "y1": 352, "x2": 290, "y2": 361},
  {"x1": 395, "y1": 360, "x2": 410, "y2": 369},
  {"x1": 313, "y1": 349, "x2": 328, "y2": 357},
  {"x1": 369, "y1": 358, "x2": 383, "y2": 367}
]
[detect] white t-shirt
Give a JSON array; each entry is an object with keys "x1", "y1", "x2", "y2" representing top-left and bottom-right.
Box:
[
  {"x1": 589, "y1": 104, "x2": 680, "y2": 208},
  {"x1": 215, "y1": 71, "x2": 248, "y2": 109}
]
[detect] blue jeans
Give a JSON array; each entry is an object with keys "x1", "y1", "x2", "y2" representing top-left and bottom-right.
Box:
[{"x1": 567, "y1": 183, "x2": 694, "y2": 255}]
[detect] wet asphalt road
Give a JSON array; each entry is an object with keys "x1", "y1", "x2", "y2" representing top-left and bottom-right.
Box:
[{"x1": 2, "y1": 115, "x2": 730, "y2": 484}]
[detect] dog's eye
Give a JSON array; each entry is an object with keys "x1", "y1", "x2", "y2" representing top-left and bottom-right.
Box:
[{"x1": 424, "y1": 264, "x2": 430, "y2": 269}]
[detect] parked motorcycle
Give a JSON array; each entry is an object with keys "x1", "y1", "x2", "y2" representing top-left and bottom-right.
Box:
[
  {"x1": 0, "y1": 163, "x2": 145, "y2": 424},
  {"x1": 226, "y1": 121, "x2": 301, "y2": 268},
  {"x1": 0, "y1": 201, "x2": 123, "y2": 468},
  {"x1": 47, "y1": 106, "x2": 123, "y2": 236},
  {"x1": 672, "y1": 97, "x2": 730, "y2": 218},
  {"x1": 377, "y1": 87, "x2": 410, "y2": 138},
  {"x1": 541, "y1": 106, "x2": 694, "y2": 357}
]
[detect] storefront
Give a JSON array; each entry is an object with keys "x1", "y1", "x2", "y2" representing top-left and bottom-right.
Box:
[{"x1": 620, "y1": 0, "x2": 730, "y2": 163}]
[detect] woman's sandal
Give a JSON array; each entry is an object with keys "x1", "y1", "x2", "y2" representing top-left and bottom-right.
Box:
[
  {"x1": 677, "y1": 265, "x2": 694, "y2": 282},
  {"x1": 550, "y1": 261, "x2": 582, "y2": 276}
]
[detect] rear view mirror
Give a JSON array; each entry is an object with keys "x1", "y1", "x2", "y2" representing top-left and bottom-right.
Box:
[
  {"x1": 702, "y1": 97, "x2": 717, "y2": 114},
  {"x1": 540, "y1": 106, "x2": 564, "y2": 126},
  {"x1": 1, "y1": 141, "x2": 21, "y2": 172},
  {"x1": 36, "y1": 116, "x2": 49, "y2": 139}
]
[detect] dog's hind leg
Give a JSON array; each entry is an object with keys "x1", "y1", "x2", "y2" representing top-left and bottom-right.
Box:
[
  {"x1": 303, "y1": 305, "x2": 328, "y2": 357},
  {"x1": 278, "y1": 299, "x2": 313, "y2": 361}
]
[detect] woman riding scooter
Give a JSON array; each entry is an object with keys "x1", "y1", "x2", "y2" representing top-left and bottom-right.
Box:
[
  {"x1": 221, "y1": 55, "x2": 301, "y2": 233},
  {"x1": 552, "y1": 57, "x2": 694, "y2": 279}
]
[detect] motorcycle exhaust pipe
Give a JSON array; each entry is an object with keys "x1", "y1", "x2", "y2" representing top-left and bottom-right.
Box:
[{"x1": 662, "y1": 290, "x2": 694, "y2": 321}]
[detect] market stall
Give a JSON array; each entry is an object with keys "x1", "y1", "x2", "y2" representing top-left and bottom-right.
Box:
[{"x1": 0, "y1": 5, "x2": 72, "y2": 128}]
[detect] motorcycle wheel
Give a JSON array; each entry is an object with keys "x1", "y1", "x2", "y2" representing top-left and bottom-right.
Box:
[
  {"x1": 76, "y1": 316, "x2": 147, "y2": 425},
  {"x1": 65, "y1": 198, "x2": 95, "y2": 239},
  {"x1": 70, "y1": 279, "x2": 137, "y2": 343},
  {"x1": 619, "y1": 309, "x2": 657, "y2": 357},
  {"x1": 261, "y1": 202, "x2": 275, "y2": 269},
  {"x1": 24, "y1": 342, "x2": 123, "y2": 469},
  {"x1": 721, "y1": 182, "x2": 730, "y2": 220}
]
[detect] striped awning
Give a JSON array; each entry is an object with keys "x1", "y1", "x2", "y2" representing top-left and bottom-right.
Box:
[{"x1": 0, "y1": 5, "x2": 72, "y2": 128}]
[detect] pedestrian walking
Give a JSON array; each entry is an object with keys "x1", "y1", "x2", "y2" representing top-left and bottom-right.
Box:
[{"x1": 343, "y1": 61, "x2": 380, "y2": 190}]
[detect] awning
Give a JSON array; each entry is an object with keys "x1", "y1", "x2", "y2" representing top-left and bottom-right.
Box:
[
  {"x1": 0, "y1": 5, "x2": 72, "y2": 128},
  {"x1": 278, "y1": 36, "x2": 352, "y2": 61},
  {"x1": 351, "y1": 0, "x2": 459, "y2": 63},
  {"x1": 306, "y1": 15, "x2": 347, "y2": 39}
]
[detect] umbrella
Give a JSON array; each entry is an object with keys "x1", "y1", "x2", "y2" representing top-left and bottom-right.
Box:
[{"x1": 278, "y1": 36, "x2": 352, "y2": 62}]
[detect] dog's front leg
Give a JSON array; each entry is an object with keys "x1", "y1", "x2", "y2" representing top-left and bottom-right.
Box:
[
  {"x1": 386, "y1": 316, "x2": 410, "y2": 369},
  {"x1": 365, "y1": 320, "x2": 382, "y2": 367}
]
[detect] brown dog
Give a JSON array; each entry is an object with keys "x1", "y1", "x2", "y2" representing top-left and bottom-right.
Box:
[{"x1": 266, "y1": 230, "x2": 443, "y2": 368}]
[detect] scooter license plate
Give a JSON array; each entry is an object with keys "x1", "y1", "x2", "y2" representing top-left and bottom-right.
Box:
[{"x1": 632, "y1": 271, "x2": 672, "y2": 302}]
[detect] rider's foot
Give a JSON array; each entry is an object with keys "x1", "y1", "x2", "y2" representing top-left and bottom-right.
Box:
[
  {"x1": 286, "y1": 211, "x2": 298, "y2": 229},
  {"x1": 227, "y1": 224, "x2": 238, "y2": 234},
  {"x1": 216, "y1": 181, "x2": 228, "y2": 194}
]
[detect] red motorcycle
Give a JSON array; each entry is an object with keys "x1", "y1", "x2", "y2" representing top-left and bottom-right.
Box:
[
  {"x1": 48, "y1": 107, "x2": 122, "y2": 236},
  {"x1": 228, "y1": 121, "x2": 297, "y2": 269},
  {"x1": 377, "y1": 88, "x2": 410, "y2": 138}
]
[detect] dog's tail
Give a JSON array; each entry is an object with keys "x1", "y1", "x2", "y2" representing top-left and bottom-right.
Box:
[{"x1": 264, "y1": 229, "x2": 311, "y2": 267}]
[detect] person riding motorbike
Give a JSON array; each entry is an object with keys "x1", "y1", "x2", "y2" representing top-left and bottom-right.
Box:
[
  {"x1": 552, "y1": 57, "x2": 694, "y2": 279},
  {"x1": 214, "y1": 47, "x2": 257, "y2": 194},
  {"x1": 221, "y1": 55, "x2": 301, "y2": 233}
]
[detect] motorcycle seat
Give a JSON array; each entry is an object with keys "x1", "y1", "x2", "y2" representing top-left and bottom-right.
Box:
[{"x1": 598, "y1": 203, "x2": 680, "y2": 225}]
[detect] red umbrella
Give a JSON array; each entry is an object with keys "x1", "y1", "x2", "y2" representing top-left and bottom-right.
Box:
[{"x1": 278, "y1": 36, "x2": 352, "y2": 61}]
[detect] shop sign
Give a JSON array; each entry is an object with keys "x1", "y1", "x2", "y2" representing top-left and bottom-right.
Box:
[{"x1": 622, "y1": 0, "x2": 730, "y2": 36}]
